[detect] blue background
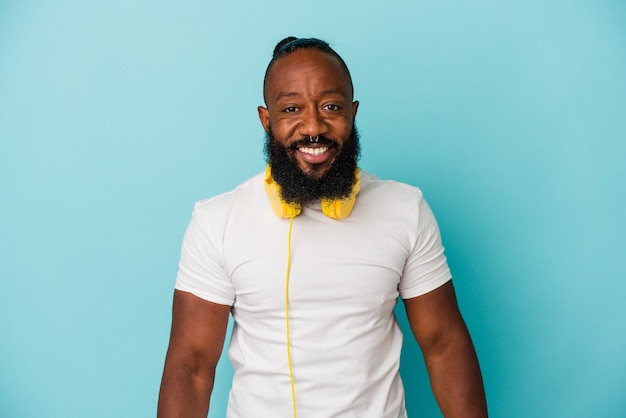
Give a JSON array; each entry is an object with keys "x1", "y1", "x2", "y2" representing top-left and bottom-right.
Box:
[{"x1": 1, "y1": 1, "x2": 625, "y2": 417}]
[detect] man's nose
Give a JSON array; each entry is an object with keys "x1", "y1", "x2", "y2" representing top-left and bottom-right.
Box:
[{"x1": 298, "y1": 108, "x2": 328, "y2": 138}]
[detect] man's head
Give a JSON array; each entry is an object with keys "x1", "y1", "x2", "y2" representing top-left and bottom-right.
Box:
[
  {"x1": 262, "y1": 37, "x2": 355, "y2": 104},
  {"x1": 258, "y1": 37, "x2": 360, "y2": 206}
]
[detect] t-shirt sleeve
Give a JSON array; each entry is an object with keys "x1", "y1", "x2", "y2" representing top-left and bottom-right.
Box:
[
  {"x1": 174, "y1": 204, "x2": 236, "y2": 306},
  {"x1": 398, "y1": 191, "x2": 452, "y2": 299}
]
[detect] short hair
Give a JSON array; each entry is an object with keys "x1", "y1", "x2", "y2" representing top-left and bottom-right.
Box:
[{"x1": 263, "y1": 36, "x2": 354, "y2": 103}]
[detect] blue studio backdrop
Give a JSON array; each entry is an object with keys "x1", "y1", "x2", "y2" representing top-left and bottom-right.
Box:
[{"x1": 1, "y1": 1, "x2": 625, "y2": 417}]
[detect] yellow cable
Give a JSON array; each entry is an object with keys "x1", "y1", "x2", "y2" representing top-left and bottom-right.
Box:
[{"x1": 285, "y1": 215, "x2": 297, "y2": 418}]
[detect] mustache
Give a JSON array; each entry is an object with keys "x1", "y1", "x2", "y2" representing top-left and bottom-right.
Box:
[{"x1": 288, "y1": 136, "x2": 338, "y2": 150}]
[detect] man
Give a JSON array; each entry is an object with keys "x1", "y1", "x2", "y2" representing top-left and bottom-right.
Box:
[{"x1": 158, "y1": 37, "x2": 487, "y2": 418}]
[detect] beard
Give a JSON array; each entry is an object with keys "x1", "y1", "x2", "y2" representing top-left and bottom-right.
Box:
[{"x1": 264, "y1": 126, "x2": 361, "y2": 207}]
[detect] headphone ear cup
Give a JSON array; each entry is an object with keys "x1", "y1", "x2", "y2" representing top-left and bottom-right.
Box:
[
  {"x1": 320, "y1": 171, "x2": 360, "y2": 219},
  {"x1": 265, "y1": 166, "x2": 301, "y2": 218},
  {"x1": 321, "y1": 196, "x2": 355, "y2": 219}
]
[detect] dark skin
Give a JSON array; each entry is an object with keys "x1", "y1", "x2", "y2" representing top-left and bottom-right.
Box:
[
  {"x1": 158, "y1": 49, "x2": 487, "y2": 417},
  {"x1": 258, "y1": 49, "x2": 359, "y2": 179},
  {"x1": 404, "y1": 284, "x2": 488, "y2": 416},
  {"x1": 158, "y1": 291, "x2": 230, "y2": 417}
]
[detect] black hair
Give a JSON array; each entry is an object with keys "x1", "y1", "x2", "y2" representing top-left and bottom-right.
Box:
[{"x1": 262, "y1": 36, "x2": 354, "y2": 103}]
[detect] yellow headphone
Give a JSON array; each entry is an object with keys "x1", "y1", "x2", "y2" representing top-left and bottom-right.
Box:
[
  {"x1": 264, "y1": 164, "x2": 360, "y2": 417},
  {"x1": 263, "y1": 165, "x2": 360, "y2": 219}
]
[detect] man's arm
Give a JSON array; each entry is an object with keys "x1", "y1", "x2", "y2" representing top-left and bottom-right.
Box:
[
  {"x1": 403, "y1": 281, "x2": 488, "y2": 417},
  {"x1": 158, "y1": 290, "x2": 231, "y2": 418}
]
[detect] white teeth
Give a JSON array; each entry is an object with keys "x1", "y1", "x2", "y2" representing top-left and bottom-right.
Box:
[{"x1": 299, "y1": 146, "x2": 328, "y2": 156}]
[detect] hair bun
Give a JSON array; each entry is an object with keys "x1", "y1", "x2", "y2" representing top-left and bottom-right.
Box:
[{"x1": 273, "y1": 36, "x2": 298, "y2": 57}]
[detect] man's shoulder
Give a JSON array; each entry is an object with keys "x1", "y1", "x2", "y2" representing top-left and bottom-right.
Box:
[
  {"x1": 359, "y1": 170, "x2": 424, "y2": 199},
  {"x1": 192, "y1": 171, "x2": 265, "y2": 216}
]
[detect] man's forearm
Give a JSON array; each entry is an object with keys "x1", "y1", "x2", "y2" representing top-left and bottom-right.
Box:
[
  {"x1": 157, "y1": 363, "x2": 214, "y2": 418},
  {"x1": 158, "y1": 292, "x2": 230, "y2": 417},
  {"x1": 424, "y1": 332, "x2": 487, "y2": 417}
]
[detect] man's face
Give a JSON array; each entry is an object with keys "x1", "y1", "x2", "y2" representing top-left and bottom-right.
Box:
[{"x1": 258, "y1": 49, "x2": 359, "y2": 180}]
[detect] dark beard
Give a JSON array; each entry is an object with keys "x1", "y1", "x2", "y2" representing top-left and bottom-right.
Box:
[{"x1": 264, "y1": 126, "x2": 361, "y2": 207}]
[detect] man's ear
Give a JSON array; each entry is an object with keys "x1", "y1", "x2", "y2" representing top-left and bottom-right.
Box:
[
  {"x1": 258, "y1": 106, "x2": 270, "y2": 132},
  {"x1": 352, "y1": 100, "x2": 359, "y2": 119}
]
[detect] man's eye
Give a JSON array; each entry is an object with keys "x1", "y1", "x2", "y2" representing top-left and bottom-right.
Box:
[
  {"x1": 284, "y1": 106, "x2": 298, "y2": 113},
  {"x1": 324, "y1": 104, "x2": 340, "y2": 111}
]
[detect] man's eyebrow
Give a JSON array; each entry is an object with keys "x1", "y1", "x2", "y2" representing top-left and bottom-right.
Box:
[
  {"x1": 274, "y1": 88, "x2": 348, "y2": 101},
  {"x1": 275, "y1": 92, "x2": 300, "y2": 101},
  {"x1": 320, "y1": 88, "x2": 348, "y2": 97}
]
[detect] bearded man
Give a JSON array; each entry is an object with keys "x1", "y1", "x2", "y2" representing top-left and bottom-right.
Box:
[{"x1": 158, "y1": 37, "x2": 488, "y2": 418}]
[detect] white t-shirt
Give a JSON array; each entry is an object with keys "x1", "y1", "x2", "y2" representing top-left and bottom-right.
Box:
[{"x1": 175, "y1": 170, "x2": 451, "y2": 418}]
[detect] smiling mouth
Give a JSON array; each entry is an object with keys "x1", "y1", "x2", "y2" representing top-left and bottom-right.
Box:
[
  {"x1": 290, "y1": 136, "x2": 337, "y2": 149},
  {"x1": 298, "y1": 146, "x2": 329, "y2": 156}
]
